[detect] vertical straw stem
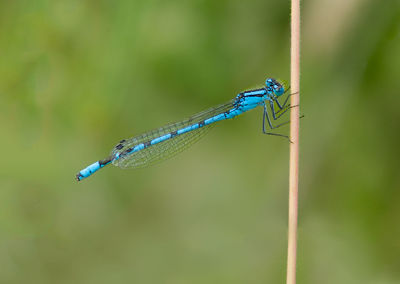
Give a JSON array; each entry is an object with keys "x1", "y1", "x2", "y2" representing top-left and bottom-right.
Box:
[{"x1": 286, "y1": 0, "x2": 300, "y2": 283}]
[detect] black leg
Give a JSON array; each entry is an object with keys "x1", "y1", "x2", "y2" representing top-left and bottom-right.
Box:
[
  {"x1": 275, "y1": 95, "x2": 286, "y2": 110},
  {"x1": 275, "y1": 104, "x2": 300, "y2": 119},
  {"x1": 262, "y1": 104, "x2": 291, "y2": 141},
  {"x1": 275, "y1": 91, "x2": 299, "y2": 110},
  {"x1": 270, "y1": 100, "x2": 278, "y2": 120},
  {"x1": 270, "y1": 100, "x2": 298, "y2": 120}
]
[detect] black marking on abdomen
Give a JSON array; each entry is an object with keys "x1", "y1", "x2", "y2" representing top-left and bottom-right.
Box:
[
  {"x1": 199, "y1": 120, "x2": 205, "y2": 127},
  {"x1": 170, "y1": 130, "x2": 178, "y2": 137},
  {"x1": 99, "y1": 157, "x2": 112, "y2": 166},
  {"x1": 115, "y1": 143, "x2": 124, "y2": 150},
  {"x1": 144, "y1": 141, "x2": 151, "y2": 148},
  {"x1": 76, "y1": 173, "x2": 83, "y2": 181},
  {"x1": 122, "y1": 147, "x2": 133, "y2": 156}
]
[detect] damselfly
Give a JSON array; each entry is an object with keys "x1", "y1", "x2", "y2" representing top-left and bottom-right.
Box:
[{"x1": 76, "y1": 78, "x2": 292, "y2": 181}]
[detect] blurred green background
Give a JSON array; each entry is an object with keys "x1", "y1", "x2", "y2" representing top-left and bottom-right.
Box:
[{"x1": 1, "y1": 0, "x2": 399, "y2": 283}]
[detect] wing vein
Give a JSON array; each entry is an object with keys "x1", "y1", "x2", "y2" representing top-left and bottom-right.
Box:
[{"x1": 111, "y1": 99, "x2": 236, "y2": 168}]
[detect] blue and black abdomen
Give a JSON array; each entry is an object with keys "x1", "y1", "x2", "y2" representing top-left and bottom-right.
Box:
[{"x1": 111, "y1": 99, "x2": 237, "y2": 169}]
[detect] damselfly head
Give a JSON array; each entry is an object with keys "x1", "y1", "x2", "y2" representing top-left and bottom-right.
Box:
[{"x1": 265, "y1": 78, "x2": 285, "y2": 97}]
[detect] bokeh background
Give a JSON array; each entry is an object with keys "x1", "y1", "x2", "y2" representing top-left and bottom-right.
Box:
[{"x1": 1, "y1": 0, "x2": 399, "y2": 283}]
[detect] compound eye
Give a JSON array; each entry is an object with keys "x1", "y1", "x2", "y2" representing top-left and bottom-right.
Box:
[{"x1": 276, "y1": 86, "x2": 284, "y2": 96}]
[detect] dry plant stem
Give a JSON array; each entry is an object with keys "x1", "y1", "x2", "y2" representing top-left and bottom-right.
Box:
[{"x1": 286, "y1": 0, "x2": 300, "y2": 284}]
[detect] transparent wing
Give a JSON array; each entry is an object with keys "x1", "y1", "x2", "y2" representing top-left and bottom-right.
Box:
[{"x1": 111, "y1": 99, "x2": 236, "y2": 169}]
